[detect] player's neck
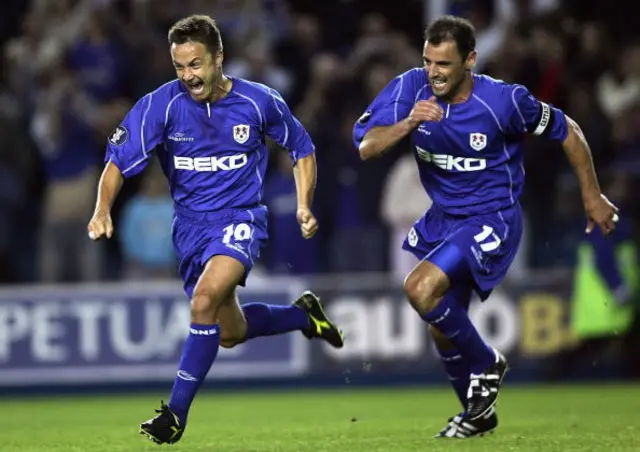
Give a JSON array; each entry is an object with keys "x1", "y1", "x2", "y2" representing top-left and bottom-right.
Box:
[
  {"x1": 207, "y1": 75, "x2": 233, "y2": 103},
  {"x1": 447, "y1": 72, "x2": 474, "y2": 104}
]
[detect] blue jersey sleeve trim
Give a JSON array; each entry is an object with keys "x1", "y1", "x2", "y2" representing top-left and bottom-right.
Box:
[
  {"x1": 164, "y1": 92, "x2": 185, "y2": 126},
  {"x1": 235, "y1": 91, "x2": 264, "y2": 130},
  {"x1": 268, "y1": 92, "x2": 289, "y2": 147},
  {"x1": 510, "y1": 86, "x2": 528, "y2": 133}
]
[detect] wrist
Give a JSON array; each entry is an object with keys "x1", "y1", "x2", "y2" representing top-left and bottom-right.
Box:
[
  {"x1": 403, "y1": 117, "x2": 419, "y2": 130},
  {"x1": 582, "y1": 190, "x2": 602, "y2": 206},
  {"x1": 94, "y1": 205, "x2": 111, "y2": 215}
]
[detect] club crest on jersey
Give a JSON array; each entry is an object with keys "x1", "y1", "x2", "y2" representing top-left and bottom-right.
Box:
[
  {"x1": 469, "y1": 133, "x2": 487, "y2": 151},
  {"x1": 233, "y1": 124, "x2": 250, "y2": 144}
]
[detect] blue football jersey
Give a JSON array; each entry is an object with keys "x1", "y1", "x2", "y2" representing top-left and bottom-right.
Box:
[
  {"x1": 353, "y1": 69, "x2": 569, "y2": 216},
  {"x1": 105, "y1": 77, "x2": 315, "y2": 212}
]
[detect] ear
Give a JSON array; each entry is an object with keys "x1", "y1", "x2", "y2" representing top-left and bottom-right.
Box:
[
  {"x1": 465, "y1": 50, "x2": 477, "y2": 71},
  {"x1": 215, "y1": 51, "x2": 224, "y2": 67}
]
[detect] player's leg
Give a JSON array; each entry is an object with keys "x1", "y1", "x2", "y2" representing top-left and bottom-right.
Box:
[
  {"x1": 140, "y1": 255, "x2": 242, "y2": 444},
  {"x1": 403, "y1": 221, "x2": 482, "y2": 435},
  {"x1": 429, "y1": 285, "x2": 498, "y2": 438},
  {"x1": 208, "y1": 207, "x2": 344, "y2": 349},
  {"x1": 431, "y1": 284, "x2": 474, "y2": 409},
  {"x1": 403, "y1": 245, "x2": 507, "y2": 421},
  {"x1": 216, "y1": 290, "x2": 345, "y2": 349}
]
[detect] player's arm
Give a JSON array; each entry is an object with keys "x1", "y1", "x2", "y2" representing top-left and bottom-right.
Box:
[
  {"x1": 357, "y1": 98, "x2": 442, "y2": 160},
  {"x1": 293, "y1": 153, "x2": 316, "y2": 212},
  {"x1": 89, "y1": 161, "x2": 124, "y2": 239},
  {"x1": 353, "y1": 72, "x2": 442, "y2": 160},
  {"x1": 265, "y1": 89, "x2": 318, "y2": 239},
  {"x1": 509, "y1": 85, "x2": 618, "y2": 235},
  {"x1": 88, "y1": 93, "x2": 165, "y2": 241},
  {"x1": 560, "y1": 116, "x2": 614, "y2": 230}
]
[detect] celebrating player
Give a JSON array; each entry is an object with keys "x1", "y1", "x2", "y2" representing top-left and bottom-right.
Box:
[
  {"x1": 87, "y1": 15, "x2": 344, "y2": 445},
  {"x1": 353, "y1": 15, "x2": 618, "y2": 438}
]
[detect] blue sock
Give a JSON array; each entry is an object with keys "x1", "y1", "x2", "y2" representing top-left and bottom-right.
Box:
[
  {"x1": 168, "y1": 323, "x2": 220, "y2": 425},
  {"x1": 243, "y1": 303, "x2": 309, "y2": 339},
  {"x1": 422, "y1": 297, "x2": 495, "y2": 374},
  {"x1": 437, "y1": 347, "x2": 470, "y2": 410}
]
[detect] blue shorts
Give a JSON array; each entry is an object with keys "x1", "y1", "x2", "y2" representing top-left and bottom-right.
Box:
[
  {"x1": 172, "y1": 204, "x2": 269, "y2": 298},
  {"x1": 402, "y1": 203, "x2": 523, "y2": 301}
]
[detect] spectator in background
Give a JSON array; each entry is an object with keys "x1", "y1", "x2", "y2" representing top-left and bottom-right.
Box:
[
  {"x1": 30, "y1": 57, "x2": 103, "y2": 283},
  {"x1": 564, "y1": 82, "x2": 612, "y2": 169},
  {"x1": 381, "y1": 151, "x2": 432, "y2": 283},
  {"x1": 119, "y1": 161, "x2": 176, "y2": 280},
  {"x1": 596, "y1": 43, "x2": 640, "y2": 121},
  {"x1": 263, "y1": 151, "x2": 318, "y2": 275},
  {"x1": 0, "y1": 57, "x2": 41, "y2": 283},
  {"x1": 225, "y1": 39, "x2": 293, "y2": 99},
  {"x1": 275, "y1": 14, "x2": 324, "y2": 110},
  {"x1": 612, "y1": 104, "x2": 640, "y2": 176},
  {"x1": 66, "y1": 12, "x2": 127, "y2": 104},
  {"x1": 327, "y1": 107, "x2": 387, "y2": 273},
  {"x1": 549, "y1": 173, "x2": 639, "y2": 379}
]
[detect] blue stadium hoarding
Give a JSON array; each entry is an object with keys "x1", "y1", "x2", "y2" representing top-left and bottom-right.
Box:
[{"x1": 0, "y1": 273, "x2": 605, "y2": 389}]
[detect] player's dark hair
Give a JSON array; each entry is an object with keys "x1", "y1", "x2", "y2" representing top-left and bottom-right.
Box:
[
  {"x1": 168, "y1": 15, "x2": 223, "y2": 55},
  {"x1": 425, "y1": 15, "x2": 476, "y2": 59}
]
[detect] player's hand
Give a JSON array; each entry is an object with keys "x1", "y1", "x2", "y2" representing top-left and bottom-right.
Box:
[
  {"x1": 584, "y1": 193, "x2": 619, "y2": 236},
  {"x1": 87, "y1": 210, "x2": 114, "y2": 240},
  {"x1": 406, "y1": 96, "x2": 444, "y2": 128},
  {"x1": 296, "y1": 207, "x2": 318, "y2": 239}
]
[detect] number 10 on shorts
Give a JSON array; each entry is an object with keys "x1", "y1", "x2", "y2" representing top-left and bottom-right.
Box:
[{"x1": 222, "y1": 223, "x2": 252, "y2": 244}]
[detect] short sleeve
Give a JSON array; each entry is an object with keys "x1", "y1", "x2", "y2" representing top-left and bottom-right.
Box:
[
  {"x1": 105, "y1": 92, "x2": 165, "y2": 178},
  {"x1": 264, "y1": 88, "x2": 315, "y2": 165},
  {"x1": 353, "y1": 71, "x2": 418, "y2": 149},
  {"x1": 507, "y1": 84, "x2": 568, "y2": 141}
]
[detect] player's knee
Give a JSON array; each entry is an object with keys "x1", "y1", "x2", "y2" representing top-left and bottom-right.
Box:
[
  {"x1": 190, "y1": 289, "x2": 226, "y2": 322},
  {"x1": 403, "y1": 269, "x2": 446, "y2": 315}
]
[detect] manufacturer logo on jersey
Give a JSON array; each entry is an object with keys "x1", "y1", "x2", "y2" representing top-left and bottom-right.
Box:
[
  {"x1": 417, "y1": 125, "x2": 431, "y2": 136},
  {"x1": 469, "y1": 133, "x2": 487, "y2": 151},
  {"x1": 174, "y1": 154, "x2": 248, "y2": 172},
  {"x1": 108, "y1": 126, "x2": 128, "y2": 146},
  {"x1": 416, "y1": 146, "x2": 486, "y2": 172},
  {"x1": 168, "y1": 132, "x2": 194, "y2": 142},
  {"x1": 233, "y1": 124, "x2": 250, "y2": 144},
  {"x1": 357, "y1": 111, "x2": 372, "y2": 124}
]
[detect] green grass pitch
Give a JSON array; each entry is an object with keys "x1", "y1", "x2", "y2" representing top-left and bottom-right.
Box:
[{"x1": 3, "y1": 384, "x2": 640, "y2": 451}]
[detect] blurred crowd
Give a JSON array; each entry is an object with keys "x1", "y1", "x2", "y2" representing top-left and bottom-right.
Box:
[{"x1": 0, "y1": 0, "x2": 638, "y2": 285}]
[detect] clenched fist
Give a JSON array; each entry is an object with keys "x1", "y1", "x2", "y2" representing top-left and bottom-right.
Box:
[
  {"x1": 406, "y1": 96, "x2": 444, "y2": 128},
  {"x1": 584, "y1": 193, "x2": 619, "y2": 236},
  {"x1": 296, "y1": 207, "x2": 318, "y2": 239},
  {"x1": 87, "y1": 210, "x2": 114, "y2": 240}
]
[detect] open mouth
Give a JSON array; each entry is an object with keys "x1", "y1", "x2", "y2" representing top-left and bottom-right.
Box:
[
  {"x1": 187, "y1": 80, "x2": 205, "y2": 96},
  {"x1": 431, "y1": 79, "x2": 447, "y2": 90}
]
